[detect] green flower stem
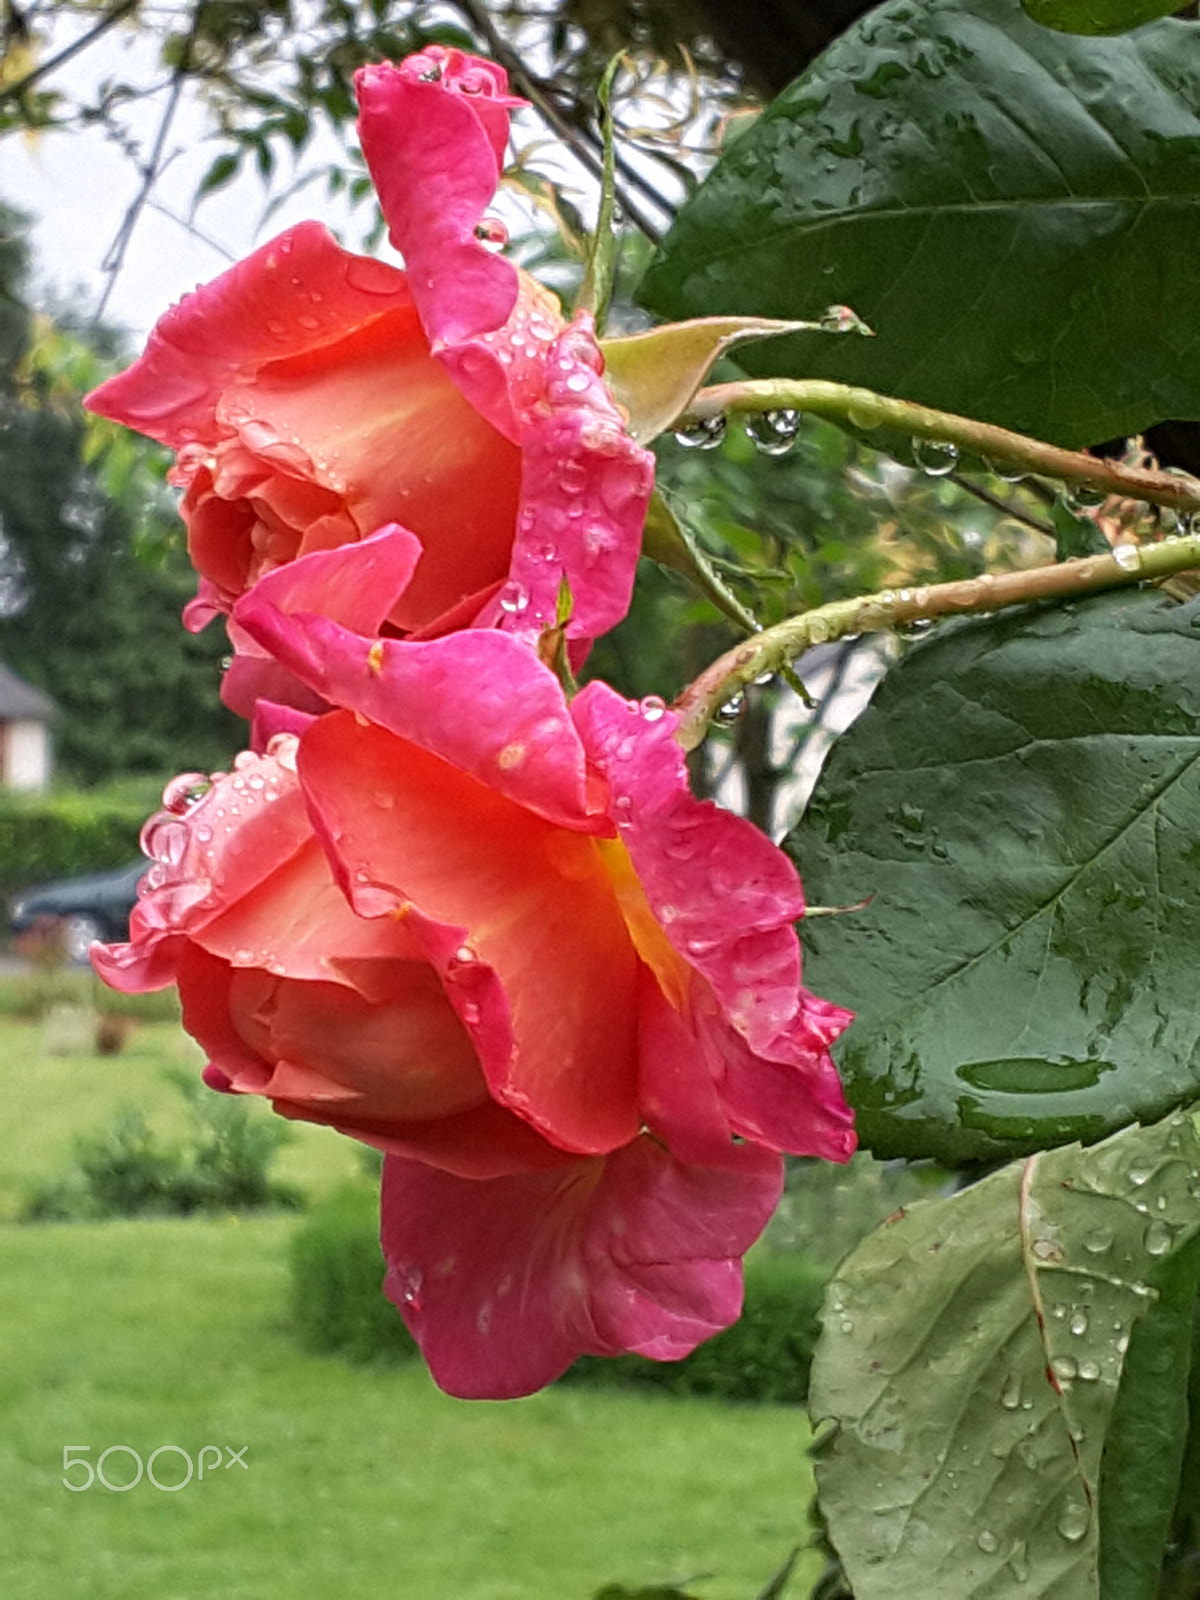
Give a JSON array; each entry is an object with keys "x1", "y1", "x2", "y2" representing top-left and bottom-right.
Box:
[
  {"x1": 689, "y1": 379, "x2": 1200, "y2": 514},
  {"x1": 673, "y1": 535, "x2": 1200, "y2": 751}
]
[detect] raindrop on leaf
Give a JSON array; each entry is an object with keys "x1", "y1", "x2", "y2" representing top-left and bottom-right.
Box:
[
  {"x1": 745, "y1": 408, "x2": 801, "y2": 456},
  {"x1": 675, "y1": 415, "x2": 727, "y2": 451},
  {"x1": 913, "y1": 437, "x2": 959, "y2": 476}
]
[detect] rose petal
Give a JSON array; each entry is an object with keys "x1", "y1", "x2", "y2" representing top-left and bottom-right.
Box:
[
  {"x1": 85, "y1": 222, "x2": 413, "y2": 448},
  {"x1": 572, "y1": 680, "x2": 856, "y2": 1161},
  {"x1": 381, "y1": 1134, "x2": 783, "y2": 1398},
  {"x1": 296, "y1": 712, "x2": 641, "y2": 1155},
  {"x1": 235, "y1": 583, "x2": 597, "y2": 827},
  {"x1": 355, "y1": 56, "x2": 522, "y2": 354}
]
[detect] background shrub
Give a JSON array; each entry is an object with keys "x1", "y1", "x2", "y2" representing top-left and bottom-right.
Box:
[
  {"x1": 0, "y1": 782, "x2": 155, "y2": 903},
  {"x1": 290, "y1": 1183, "x2": 418, "y2": 1365},
  {"x1": 22, "y1": 1070, "x2": 303, "y2": 1220}
]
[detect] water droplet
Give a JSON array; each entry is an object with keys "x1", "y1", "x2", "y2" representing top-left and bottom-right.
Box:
[
  {"x1": 265, "y1": 318, "x2": 288, "y2": 339},
  {"x1": 499, "y1": 581, "x2": 529, "y2": 615},
  {"x1": 564, "y1": 371, "x2": 591, "y2": 394},
  {"x1": 1112, "y1": 543, "x2": 1142, "y2": 573},
  {"x1": 714, "y1": 692, "x2": 744, "y2": 726},
  {"x1": 1069, "y1": 1309, "x2": 1089, "y2": 1336},
  {"x1": 675, "y1": 415, "x2": 727, "y2": 451},
  {"x1": 1145, "y1": 1219, "x2": 1175, "y2": 1256},
  {"x1": 820, "y1": 303, "x2": 874, "y2": 337},
  {"x1": 1077, "y1": 1360, "x2": 1100, "y2": 1382},
  {"x1": 840, "y1": 1318, "x2": 854, "y2": 1333},
  {"x1": 913, "y1": 437, "x2": 959, "y2": 476},
  {"x1": 140, "y1": 815, "x2": 190, "y2": 867},
  {"x1": 474, "y1": 217, "x2": 509, "y2": 247},
  {"x1": 1083, "y1": 1226, "x2": 1113, "y2": 1254},
  {"x1": 977, "y1": 1529, "x2": 999, "y2": 1554},
  {"x1": 399, "y1": 1266, "x2": 423, "y2": 1308},
  {"x1": 162, "y1": 772, "x2": 212, "y2": 813},
  {"x1": 640, "y1": 695, "x2": 667, "y2": 723},
  {"x1": 1000, "y1": 1374, "x2": 1022, "y2": 1410},
  {"x1": 1057, "y1": 1501, "x2": 1089, "y2": 1543},
  {"x1": 745, "y1": 408, "x2": 801, "y2": 456},
  {"x1": 1129, "y1": 1164, "x2": 1153, "y2": 1187},
  {"x1": 1006, "y1": 1539, "x2": 1030, "y2": 1583},
  {"x1": 558, "y1": 459, "x2": 589, "y2": 495},
  {"x1": 1050, "y1": 1355, "x2": 1077, "y2": 1383},
  {"x1": 983, "y1": 455, "x2": 1026, "y2": 484}
]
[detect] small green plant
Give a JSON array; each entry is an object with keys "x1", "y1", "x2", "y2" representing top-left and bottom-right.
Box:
[{"x1": 21, "y1": 1071, "x2": 303, "y2": 1220}]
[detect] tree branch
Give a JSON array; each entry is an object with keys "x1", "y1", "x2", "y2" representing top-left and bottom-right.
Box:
[{"x1": 0, "y1": 0, "x2": 141, "y2": 106}]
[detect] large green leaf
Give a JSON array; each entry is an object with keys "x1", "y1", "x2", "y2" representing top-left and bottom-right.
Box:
[
  {"x1": 809, "y1": 1111, "x2": 1200, "y2": 1600},
  {"x1": 637, "y1": 0, "x2": 1200, "y2": 447},
  {"x1": 788, "y1": 590, "x2": 1200, "y2": 1164}
]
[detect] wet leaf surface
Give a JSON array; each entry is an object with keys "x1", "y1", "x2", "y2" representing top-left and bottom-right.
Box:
[
  {"x1": 639, "y1": 0, "x2": 1200, "y2": 447},
  {"x1": 789, "y1": 590, "x2": 1200, "y2": 1164},
  {"x1": 809, "y1": 1111, "x2": 1200, "y2": 1600}
]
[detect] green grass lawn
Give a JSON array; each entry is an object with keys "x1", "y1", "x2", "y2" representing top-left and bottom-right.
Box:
[{"x1": 0, "y1": 1011, "x2": 823, "y2": 1600}]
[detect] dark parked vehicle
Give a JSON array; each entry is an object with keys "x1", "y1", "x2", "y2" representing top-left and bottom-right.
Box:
[{"x1": 9, "y1": 860, "x2": 146, "y2": 964}]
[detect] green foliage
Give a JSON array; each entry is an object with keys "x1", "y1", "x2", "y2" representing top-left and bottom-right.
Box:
[
  {"x1": 0, "y1": 967, "x2": 178, "y2": 1021},
  {"x1": 0, "y1": 785, "x2": 148, "y2": 901},
  {"x1": 1021, "y1": 0, "x2": 1178, "y2": 35},
  {"x1": 1097, "y1": 1236, "x2": 1200, "y2": 1600},
  {"x1": 289, "y1": 1182, "x2": 419, "y2": 1364},
  {"x1": 789, "y1": 589, "x2": 1200, "y2": 1164},
  {"x1": 22, "y1": 1071, "x2": 303, "y2": 1220},
  {"x1": 638, "y1": 0, "x2": 1200, "y2": 447},
  {"x1": 808, "y1": 1110, "x2": 1200, "y2": 1600},
  {"x1": 0, "y1": 219, "x2": 242, "y2": 786}
]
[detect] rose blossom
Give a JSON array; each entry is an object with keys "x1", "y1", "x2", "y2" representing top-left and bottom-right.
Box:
[
  {"x1": 93, "y1": 532, "x2": 854, "y2": 1398},
  {"x1": 84, "y1": 47, "x2": 653, "y2": 715}
]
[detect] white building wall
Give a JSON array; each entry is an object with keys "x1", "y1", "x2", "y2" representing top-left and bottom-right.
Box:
[{"x1": 5, "y1": 719, "x2": 51, "y2": 791}]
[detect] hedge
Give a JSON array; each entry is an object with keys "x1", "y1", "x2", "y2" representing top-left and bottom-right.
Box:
[
  {"x1": 0, "y1": 786, "x2": 152, "y2": 902},
  {"x1": 290, "y1": 1184, "x2": 419, "y2": 1365},
  {"x1": 288, "y1": 1185, "x2": 828, "y2": 1399}
]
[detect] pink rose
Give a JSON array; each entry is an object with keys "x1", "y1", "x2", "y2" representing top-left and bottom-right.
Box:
[
  {"x1": 94, "y1": 533, "x2": 854, "y2": 1397},
  {"x1": 84, "y1": 47, "x2": 653, "y2": 715}
]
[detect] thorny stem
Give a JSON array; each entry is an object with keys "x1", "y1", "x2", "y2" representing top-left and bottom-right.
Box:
[
  {"x1": 673, "y1": 535, "x2": 1200, "y2": 751},
  {"x1": 689, "y1": 380, "x2": 1200, "y2": 515}
]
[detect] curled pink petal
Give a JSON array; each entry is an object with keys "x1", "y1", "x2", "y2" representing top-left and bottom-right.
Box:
[
  {"x1": 86, "y1": 222, "x2": 412, "y2": 449},
  {"x1": 381, "y1": 1134, "x2": 783, "y2": 1399},
  {"x1": 235, "y1": 572, "x2": 596, "y2": 827},
  {"x1": 295, "y1": 711, "x2": 641, "y2": 1156},
  {"x1": 355, "y1": 52, "x2": 523, "y2": 353},
  {"x1": 571, "y1": 679, "x2": 856, "y2": 1162}
]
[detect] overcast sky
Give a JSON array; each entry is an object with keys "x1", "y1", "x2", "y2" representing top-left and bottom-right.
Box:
[{"x1": 4, "y1": 23, "x2": 407, "y2": 343}]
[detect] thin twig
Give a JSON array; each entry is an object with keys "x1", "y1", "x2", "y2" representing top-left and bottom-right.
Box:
[
  {"x1": 93, "y1": 64, "x2": 187, "y2": 324},
  {"x1": 947, "y1": 471, "x2": 1057, "y2": 538},
  {"x1": 0, "y1": 0, "x2": 140, "y2": 106}
]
